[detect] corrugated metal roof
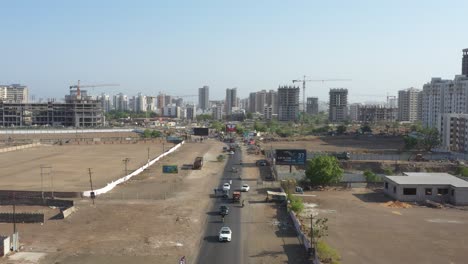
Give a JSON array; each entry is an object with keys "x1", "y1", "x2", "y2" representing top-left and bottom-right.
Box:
[{"x1": 386, "y1": 173, "x2": 468, "y2": 188}]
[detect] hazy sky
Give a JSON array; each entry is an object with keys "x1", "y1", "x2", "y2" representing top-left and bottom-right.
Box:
[{"x1": 1, "y1": 0, "x2": 467, "y2": 103}]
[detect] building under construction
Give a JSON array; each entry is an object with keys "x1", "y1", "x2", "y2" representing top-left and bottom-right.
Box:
[{"x1": 0, "y1": 89, "x2": 103, "y2": 127}]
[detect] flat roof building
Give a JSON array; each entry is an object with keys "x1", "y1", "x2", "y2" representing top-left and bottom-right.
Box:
[{"x1": 383, "y1": 172, "x2": 468, "y2": 205}]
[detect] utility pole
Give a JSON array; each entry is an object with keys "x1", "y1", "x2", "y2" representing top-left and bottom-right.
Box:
[
  {"x1": 147, "y1": 147, "x2": 150, "y2": 164},
  {"x1": 40, "y1": 165, "x2": 51, "y2": 200},
  {"x1": 310, "y1": 214, "x2": 314, "y2": 257},
  {"x1": 88, "y1": 168, "x2": 95, "y2": 205},
  {"x1": 122, "y1": 158, "x2": 130, "y2": 175}
]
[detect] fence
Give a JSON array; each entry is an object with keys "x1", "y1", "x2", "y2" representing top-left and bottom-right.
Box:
[
  {"x1": 307, "y1": 152, "x2": 467, "y2": 161},
  {"x1": 0, "y1": 128, "x2": 135, "y2": 135},
  {"x1": 0, "y1": 143, "x2": 41, "y2": 153}
]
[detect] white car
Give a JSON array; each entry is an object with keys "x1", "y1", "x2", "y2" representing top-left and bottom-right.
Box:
[
  {"x1": 227, "y1": 151, "x2": 235, "y2": 155},
  {"x1": 241, "y1": 184, "x2": 250, "y2": 192},
  {"x1": 218, "y1": 226, "x2": 232, "y2": 242},
  {"x1": 223, "y1": 183, "x2": 231, "y2": 191}
]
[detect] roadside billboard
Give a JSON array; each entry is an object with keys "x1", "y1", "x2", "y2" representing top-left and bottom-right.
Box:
[
  {"x1": 193, "y1": 127, "x2": 209, "y2": 136},
  {"x1": 226, "y1": 124, "x2": 236, "y2": 132},
  {"x1": 275, "y1": 149, "x2": 307, "y2": 165},
  {"x1": 162, "y1": 165, "x2": 178, "y2": 174}
]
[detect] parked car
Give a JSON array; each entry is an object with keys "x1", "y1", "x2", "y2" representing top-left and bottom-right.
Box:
[
  {"x1": 241, "y1": 184, "x2": 250, "y2": 192},
  {"x1": 218, "y1": 226, "x2": 232, "y2": 242},
  {"x1": 228, "y1": 151, "x2": 235, "y2": 155},
  {"x1": 256, "y1": 159, "x2": 267, "y2": 166},
  {"x1": 223, "y1": 183, "x2": 231, "y2": 191}
]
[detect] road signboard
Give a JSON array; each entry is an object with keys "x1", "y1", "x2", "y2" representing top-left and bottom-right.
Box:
[
  {"x1": 193, "y1": 127, "x2": 209, "y2": 136},
  {"x1": 162, "y1": 165, "x2": 178, "y2": 174},
  {"x1": 275, "y1": 149, "x2": 307, "y2": 165}
]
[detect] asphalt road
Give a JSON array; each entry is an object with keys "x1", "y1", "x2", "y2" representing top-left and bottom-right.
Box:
[{"x1": 196, "y1": 149, "x2": 248, "y2": 264}]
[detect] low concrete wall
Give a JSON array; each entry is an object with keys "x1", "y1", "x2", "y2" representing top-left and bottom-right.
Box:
[
  {"x1": 0, "y1": 213, "x2": 44, "y2": 223},
  {"x1": 60, "y1": 206, "x2": 75, "y2": 219},
  {"x1": 0, "y1": 143, "x2": 41, "y2": 153},
  {"x1": 0, "y1": 198, "x2": 73, "y2": 208},
  {"x1": 0, "y1": 235, "x2": 10, "y2": 257},
  {"x1": 83, "y1": 141, "x2": 185, "y2": 197}
]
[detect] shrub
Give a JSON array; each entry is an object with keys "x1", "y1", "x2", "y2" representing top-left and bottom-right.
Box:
[
  {"x1": 287, "y1": 194, "x2": 304, "y2": 214},
  {"x1": 456, "y1": 166, "x2": 468, "y2": 177},
  {"x1": 363, "y1": 170, "x2": 381, "y2": 182},
  {"x1": 217, "y1": 155, "x2": 225, "y2": 162},
  {"x1": 317, "y1": 241, "x2": 341, "y2": 264},
  {"x1": 383, "y1": 168, "x2": 393, "y2": 176}
]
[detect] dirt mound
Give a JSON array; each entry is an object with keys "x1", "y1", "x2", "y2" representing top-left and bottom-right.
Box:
[{"x1": 382, "y1": 201, "x2": 412, "y2": 208}]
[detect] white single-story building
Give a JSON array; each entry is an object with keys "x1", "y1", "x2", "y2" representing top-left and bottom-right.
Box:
[{"x1": 383, "y1": 172, "x2": 468, "y2": 205}]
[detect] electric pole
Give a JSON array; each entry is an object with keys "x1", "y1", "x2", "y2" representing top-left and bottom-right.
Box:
[
  {"x1": 147, "y1": 147, "x2": 150, "y2": 164},
  {"x1": 40, "y1": 165, "x2": 51, "y2": 200},
  {"x1": 122, "y1": 158, "x2": 130, "y2": 175},
  {"x1": 88, "y1": 168, "x2": 95, "y2": 204}
]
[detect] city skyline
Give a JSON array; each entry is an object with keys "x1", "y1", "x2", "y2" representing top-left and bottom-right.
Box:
[{"x1": 1, "y1": 1, "x2": 467, "y2": 103}]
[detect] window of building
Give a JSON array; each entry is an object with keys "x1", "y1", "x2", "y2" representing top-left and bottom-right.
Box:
[
  {"x1": 403, "y1": 188, "x2": 417, "y2": 195},
  {"x1": 425, "y1": 188, "x2": 432, "y2": 195},
  {"x1": 437, "y1": 188, "x2": 449, "y2": 195},
  {"x1": 451, "y1": 189, "x2": 455, "y2": 196},
  {"x1": 385, "y1": 182, "x2": 388, "y2": 189},
  {"x1": 393, "y1": 186, "x2": 396, "y2": 193}
]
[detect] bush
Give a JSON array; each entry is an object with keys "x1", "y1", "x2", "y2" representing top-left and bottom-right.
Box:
[
  {"x1": 287, "y1": 194, "x2": 304, "y2": 214},
  {"x1": 456, "y1": 166, "x2": 468, "y2": 177},
  {"x1": 383, "y1": 168, "x2": 393, "y2": 176},
  {"x1": 305, "y1": 156, "x2": 343, "y2": 185},
  {"x1": 217, "y1": 155, "x2": 225, "y2": 162},
  {"x1": 317, "y1": 241, "x2": 341, "y2": 264},
  {"x1": 363, "y1": 170, "x2": 381, "y2": 182}
]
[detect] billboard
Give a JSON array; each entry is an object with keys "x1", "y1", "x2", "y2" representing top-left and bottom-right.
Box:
[
  {"x1": 166, "y1": 136, "x2": 183, "y2": 144},
  {"x1": 193, "y1": 127, "x2": 209, "y2": 136},
  {"x1": 275, "y1": 149, "x2": 307, "y2": 165},
  {"x1": 226, "y1": 124, "x2": 237, "y2": 132},
  {"x1": 162, "y1": 165, "x2": 178, "y2": 174}
]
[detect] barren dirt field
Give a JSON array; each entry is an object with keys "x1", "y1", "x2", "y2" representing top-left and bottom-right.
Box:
[
  {"x1": 0, "y1": 142, "x2": 171, "y2": 192},
  {"x1": 0, "y1": 140, "x2": 226, "y2": 264},
  {"x1": 261, "y1": 135, "x2": 404, "y2": 153},
  {"x1": 299, "y1": 189, "x2": 468, "y2": 264}
]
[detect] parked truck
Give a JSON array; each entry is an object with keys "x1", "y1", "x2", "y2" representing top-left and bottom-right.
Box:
[
  {"x1": 193, "y1": 156, "x2": 204, "y2": 169},
  {"x1": 332, "y1": 152, "x2": 351, "y2": 160}
]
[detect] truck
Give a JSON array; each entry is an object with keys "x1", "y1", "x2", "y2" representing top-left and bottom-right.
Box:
[
  {"x1": 332, "y1": 152, "x2": 351, "y2": 160},
  {"x1": 193, "y1": 156, "x2": 204, "y2": 169}
]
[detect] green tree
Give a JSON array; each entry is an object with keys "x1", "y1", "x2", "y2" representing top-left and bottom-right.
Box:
[
  {"x1": 420, "y1": 127, "x2": 441, "y2": 151},
  {"x1": 210, "y1": 121, "x2": 224, "y2": 131},
  {"x1": 361, "y1": 124, "x2": 372, "y2": 133},
  {"x1": 336, "y1": 125, "x2": 347, "y2": 135},
  {"x1": 143, "y1": 129, "x2": 151, "y2": 138},
  {"x1": 246, "y1": 112, "x2": 253, "y2": 119},
  {"x1": 305, "y1": 156, "x2": 344, "y2": 185},
  {"x1": 196, "y1": 114, "x2": 213, "y2": 122},
  {"x1": 363, "y1": 170, "x2": 381, "y2": 182},
  {"x1": 403, "y1": 135, "x2": 418, "y2": 150},
  {"x1": 287, "y1": 194, "x2": 304, "y2": 214},
  {"x1": 254, "y1": 122, "x2": 267, "y2": 132},
  {"x1": 151, "y1": 130, "x2": 162, "y2": 138},
  {"x1": 456, "y1": 166, "x2": 468, "y2": 177}
]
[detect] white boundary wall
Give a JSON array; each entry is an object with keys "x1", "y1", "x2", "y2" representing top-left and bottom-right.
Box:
[
  {"x1": 0, "y1": 129, "x2": 134, "y2": 135},
  {"x1": 83, "y1": 141, "x2": 185, "y2": 197}
]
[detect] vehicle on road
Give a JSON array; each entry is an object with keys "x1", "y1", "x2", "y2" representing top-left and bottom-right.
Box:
[
  {"x1": 332, "y1": 152, "x2": 350, "y2": 160},
  {"x1": 232, "y1": 191, "x2": 241, "y2": 203},
  {"x1": 193, "y1": 156, "x2": 204, "y2": 169},
  {"x1": 256, "y1": 160, "x2": 267, "y2": 166},
  {"x1": 219, "y1": 205, "x2": 229, "y2": 216},
  {"x1": 241, "y1": 184, "x2": 250, "y2": 192},
  {"x1": 218, "y1": 227, "x2": 232, "y2": 242},
  {"x1": 223, "y1": 183, "x2": 231, "y2": 191},
  {"x1": 227, "y1": 151, "x2": 235, "y2": 155}
]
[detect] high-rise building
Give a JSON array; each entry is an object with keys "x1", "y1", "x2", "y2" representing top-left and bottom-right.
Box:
[
  {"x1": 98, "y1": 93, "x2": 112, "y2": 113},
  {"x1": 0, "y1": 84, "x2": 29, "y2": 103},
  {"x1": 329, "y1": 88, "x2": 348, "y2": 122},
  {"x1": 225, "y1": 88, "x2": 237, "y2": 116},
  {"x1": 463, "y1": 48, "x2": 468, "y2": 76},
  {"x1": 358, "y1": 105, "x2": 398, "y2": 123},
  {"x1": 349, "y1": 103, "x2": 361, "y2": 121},
  {"x1": 422, "y1": 76, "x2": 468, "y2": 128},
  {"x1": 162, "y1": 104, "x2": 181, "y2": 118},
  {"x1": 113, "y1": 93, "x2": 128, "y2": 111},
  {"x1": 266, "y1": 90, "x2": 278, "y2": 115},
  {"x1": 248, "y1": 93, "x2": 256, "y2": 113},
  {"x1": 185, "y1": 104, "x2": 196, "y2": 120},
  {"x1": 438, "y1": 113, "x2": 468, "y2": 153},
  {"x1": 198, "y1": 86, "x2": 209, "y2": 111},
  {"x1": 306, "y1": 97, "x2": 319, "y2": 115},
  {"x1": 212, "y1": 105, "x2": 223, "y2": 120},
  {"x1": 255, "y1": 90, "x2": 267, "y2": 113},
  {"x1": 146, "y1": 96, "x2": 156, "y2": 112},
  {"x1": 277, "y1": 86, "x2": 300, "y2": 121},
  {"x1": 398, "y1": 88, "x2": 422, "y2": 122},
  {"x1": 136, "y1": 93, "x2": 147, "y2": 112}
]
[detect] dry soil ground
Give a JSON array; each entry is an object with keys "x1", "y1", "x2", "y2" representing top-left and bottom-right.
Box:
[
  {"x1": 261, "y1": 135, "x2": 404, "y2": 153},
  {"x1": 299, "y1": 189, "x2": 468, "y2": 264},
  {"x1": 0, "y1": 142, "x2": 170, "y2": 192},
  {"x1": 0, "y1": 140, "x2": 227, "y2": 264}
]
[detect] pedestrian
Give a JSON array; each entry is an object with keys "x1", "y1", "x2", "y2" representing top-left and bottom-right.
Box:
[
  {"x1": 214, "y1": 188, "x2": 217, "y2": 195},
  {"x1": 242, "y1": 199, "x2": 245, "y2": 207},
  {"x1": 229, "y1": 180, "x2": 232, "y2": 185}
]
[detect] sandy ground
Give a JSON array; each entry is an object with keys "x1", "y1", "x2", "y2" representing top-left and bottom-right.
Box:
[
  {"x1": 0, "y1": 140, "x2": 227, "y2": 264},
  {"x1": 0, "y1": 142, "x2": 171, "y2": 192},
  {"x1": 299, "y1": 189, "x2": 468, "y2": 264},
  {"x1": 261, "y1": 135, "x2": 404, "y2": 153}
]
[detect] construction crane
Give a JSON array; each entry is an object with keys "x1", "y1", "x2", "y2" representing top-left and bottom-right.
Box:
[
  {"x1": 173, "y1": 94, "x2": 198, "y2": 98},
  {"x1": 292, "y1": 76, "x2": 351, "y2": 123},
  {"x1": 69, "y1": 80, "x2": 120, "y2": 98}
]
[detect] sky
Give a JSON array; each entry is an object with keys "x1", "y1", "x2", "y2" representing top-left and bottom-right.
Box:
[{"x1": 1, "y1": 0, "x2": 467, "y2": 103}]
